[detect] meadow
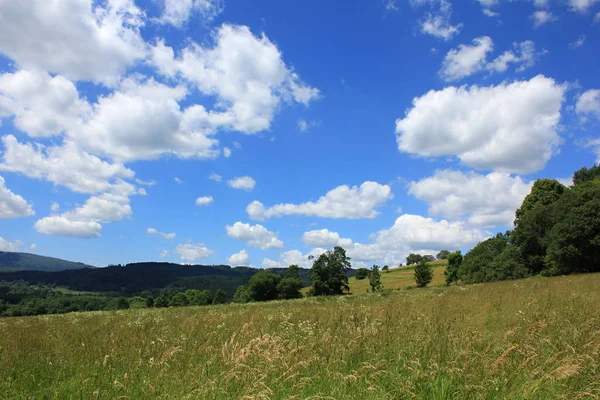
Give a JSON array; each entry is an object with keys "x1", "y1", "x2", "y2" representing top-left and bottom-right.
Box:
[{"x1": 1, "y1": 273, "x2": 599, "y2": 399}]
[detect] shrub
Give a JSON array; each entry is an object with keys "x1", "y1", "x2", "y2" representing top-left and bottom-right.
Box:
[
  {"x1": 354, "y1": 268, "x2": 369, "y2": 280},
  {"x1": 414, "y1": 261, "x2": 433, "y2": 288}
]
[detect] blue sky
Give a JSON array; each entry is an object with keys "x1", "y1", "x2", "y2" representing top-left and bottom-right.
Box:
[{"x1": 0, "y1": 0, "x2": 599, "y2": 268}]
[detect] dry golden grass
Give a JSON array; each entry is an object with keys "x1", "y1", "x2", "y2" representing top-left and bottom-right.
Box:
[
  {"x1": 1, "y1": 273, "x2": 599, "y2": 399},
  {"x1": 348, "y1": 261, "x2": 447, "y2": 294}
]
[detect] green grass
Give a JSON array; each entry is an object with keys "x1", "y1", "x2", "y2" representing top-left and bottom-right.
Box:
[{"x1": 1, "y1": 273, "x2": 599, "y2": 399}]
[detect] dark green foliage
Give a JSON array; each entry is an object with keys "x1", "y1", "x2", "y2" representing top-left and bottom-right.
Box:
[
  {"x1": 573, "y1": 165, "x2": 600, "y2": 186},
  {"x1": 382, "y1": 265, "x2": 389, "y2": 273},
  {"x1": 170, "y1": 292, "x2": 189, "y2": 307},
  {"x1": 368, "y1": 265, "x2": 383, "y2": 292},
  {"x1": 436, "y1": 250, "x2": 451, "y2": 260},
  {"x1": 414, "y1": 261, "x2": 433, "y2": 288},
  {"x1": 154, "y1": 294, "x2": 169, "y2": 308},
  {"x1": 514, "y1": 179, "x2": 566, "y2": 225},
  {"x1": 183, "y1": 289, "x2": 212, "y2": 306},
  {"x1": 116, "y1": 297, "x2": 130, "y2": 310},
  {"x1": 423, "y1": 255, "x2": 436, "y2": 262},
  {"x1": 0, "y1": 251, "x2": 93, "y2": 272},
  {"x1": 309, "y1": 247, "x2": 351, "y2": 296},
  {"x1": 406, "y1": 253, "x2": 423, "y2": 266},
  {"x1": 212, "y1": 289, "x2": 226, "y2": 304},
  {"x1": 354, "y1": 268, "x2": 369, "y2": 280},
  {"x1": 445, "y1": 251, "x2": 462, "y2": 285},
  {"x1": 460, "y1": 232, "x2": 510, "y2": 284},
  {"x1": 277, "y1": 265, "x2": 303, "y2": 300},
  {"x1": 247, "y1": 270, "x2": 281, "y2": 302},
  {"x1": 145, "y1": 296, "x2": 154, "y2": 307},
  {"x1": 232, "y1": 285, "x2": 252, "y2": 303}
]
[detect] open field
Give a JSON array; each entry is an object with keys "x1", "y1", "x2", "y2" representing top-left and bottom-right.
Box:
[
  {"x1": 348, "y1": 261, "x2": 447, "y2": 294},
  {"x1": 1, "y1": 273, "x2": 599, "y2": 399}
]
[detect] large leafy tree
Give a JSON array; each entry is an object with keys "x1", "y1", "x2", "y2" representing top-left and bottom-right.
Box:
[
  {"x1": 436, "y1": 250, "x2": 451, "y2": 260},
  {"x1": 247, "y1": 270, "x2": 281, "y2": 302},
  {"x1": 277, "y1": 265, "x2": 303, "y2": 300},
  {"x1": 309, "y1": 246, "x2": 351, "y2": 296},
  {"x1": 232, "y1": 285, "x2": 252, "y2": 303},
  {"x1": 406, "y1": 253, "x2": 423, "y2": 266},
  {"x1": 445, "y1": 251, "x2": 462, "y2": 285}
]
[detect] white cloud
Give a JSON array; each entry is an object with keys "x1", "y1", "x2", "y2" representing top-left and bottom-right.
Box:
[
  {"x1": 69, "y1": 77, "x2": 219, "y2": 162},
  {"x1": 0, "y1": 69, "x2": 90, "y2": 137},
  {"x1": 0, "y1": 135, "x2": 134, "y2": 194},
  {"x1": 263, "y1": 248, "x2": 327, "y2": 269},
  {"x1": 409, "y1": 169, "x2": 532, "y2": 227},
  {"x1": 440, "y1": 36, "x2": 494, "y2": 81},
  {"x1": 419, "y1": 0, "x2": 462, "y2": 41},
  {"x1": 568, "y1": 0, "x2": 600, "y2": 12},
  {"x1": 223, "y1": 147, "x2": 232, "y2": 158},
  {"x1": 159, "y1": 0, "x2": 223, "y2": 28},
  {"x1": 51, "y1": 203, "x2": 60, "y2": 213},
  {"x1": 136, "y1": 179, "x2": 157, "y2": 186},
  {"x1": 297, "y1": 119, "x2": 320, "y2": 132},
  {"x1": 147, "y1": 227, "x2": 176, "y2": 240},
  {"x1": 440, "y1": 37, "x2": 542, "y2": 81},
  {"x1": 35, "y1": 217, "x2": 102, "y2": 238},
  {"x1": 302, "y1": 229, "x2": 353, "y2": 247},
  {"x1": 160, "y1": 249, "x2": 169, "y2": 259},
  {"x1": 175, "y1": 242, "x2": 214, "y2": 262},
  {"x1": 247, "y1": 181, "x2": 392, "y2": 221},
  {"x1": 584, "y1": 138, "x2": 600, "y2": 164},
  {"x1": 227, "y1": 249, "x2": 249, "y2": 265},
  {"x1": 195, "y1": 196, "x2": 214, "y2": 206},
  {"x1": 227, "y1": 176, "x2": 256, "y2": 191},
  {"x1": 226, "y1": 222, "x2": 284, "y2": 250},
  {"x1": 0, "y1": 0, "x2": 146, "y2": 86},
  {"x1": 0, "y1": 175, "x2": 34, "y2": 218},
  {"x1": 30, "y1": 243, "x2": 36, "y2": 250},
  {"x1": 531, "y1": 10, "x2": 557, "y2": 27},
  {"x1": 395, "y1": 75, "x2": 566, "y2": 174},
  {"x1": 150, "y1": 24, "x2": 319, "y2": 134},
  {"x1": 0, "y1": 237, "x2": 23, "y2": 252},
  {"x1": 569, "y1": 35, "x2": 586, "y2": 49},
  {"x1": 208, "y1": 172, "x2": 222, "y2": 182},
  {"x1": 174, "y1": 177, "x2": 183, "y2": 184},
  {"x1": 576, "y1": 89, "x2": 600, "y2": 121}
]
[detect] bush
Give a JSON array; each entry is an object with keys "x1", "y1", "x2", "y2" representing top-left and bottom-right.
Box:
[
  {"x1": 247, "y1": 270, "x2": 281, "y2": 302},
  {"x1": 368, "y1": 265, "x2": 383, "y2": 292},
  {"x1": 414, "y1": 261, "x2": 433, "y2": 288},
  {"x1": 382, "y1": 265, "x2": 389, "y2": 273},
  {"x1": 445, "y1": 251, "x2": 462, "y2": 285},
  {"x1": 354, "y1": 268, "x2": 369, "y2": 280},
  {"x1": 232, "y1": 285, "x2": 252, "y2": 303},
  {"x1": 212, "y1": 289, "x2": 226, "y2": 304}
]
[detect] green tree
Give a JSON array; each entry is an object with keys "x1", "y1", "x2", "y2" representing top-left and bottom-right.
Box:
[
  {"x1": 436, "y1": 250, "x2": 451, "y2": 260},
  {"x1": 116, "y1": 296, "x2": 130, "y2": 310},
  {"x1": 212, "y1": 289, "x2": 226, "y2": 304},
  {"x1": 154, "y1": 294, "x2": 169, "y2": 308},
  {"x1": 382, "y1": 265, "x2": 390, "y2": 273},
  {"x1": 196, "y1": 290, "x2": 213, "y2": 306},
  {"x1": 354, "y1": 268, "x2": 369, "y2": 280},
  {"x1": 170, "y1": 292, "x2": 189, "y2": 307},
  {"x1": 414, "y1": 261, "x2": 433, "y2": 288},
  {"x1": 247, "y1": 270, "x2": 281, "y2": 302},
  {"x1": 573, "y1": 165, "x2": 600, "y2": 186},
  {"x1": 309, "y1": 246, "x2": 351, "y2": 296},
  {"x1": 445, "y1": 251, "x2": 462, "y2": 285},
  {"x1": 277, "y1": 265, "x2": 303, "y2": 300},
  {"x1": 368, "y1": 265, "x2": 383, "y2": 292},
  {"x1": 232, "y1": 285, "x2": 252, "y2": 303},
  {"x1": 423, "y1": 255, "x2": 436, "y2": 263},
  {"x1": 145, "y1": 296, "x2": 154, "y2": 308},
  {"x1": 406, "y1": 253, "x2": 423, "y2": 266}
]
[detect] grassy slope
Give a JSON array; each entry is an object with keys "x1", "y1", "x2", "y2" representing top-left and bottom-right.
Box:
[{"x1": 1, "y1": 273, "x2": 599, "y2": 399}]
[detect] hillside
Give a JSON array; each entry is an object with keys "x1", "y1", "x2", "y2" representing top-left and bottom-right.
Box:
[
  {"x1": 0, "y1": 251, "x2": 93, "y2": 272},
  {"x1": 1, "y1": 273, "x2": 598, "y2": 399},
  {"x1": 348, "y1": 260, "x2": 447, "y2": 293}
]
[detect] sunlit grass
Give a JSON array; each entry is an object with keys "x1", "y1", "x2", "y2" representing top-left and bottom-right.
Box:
[{"x1": 1, "y1": 273, "x2": 599, "y2": 399}]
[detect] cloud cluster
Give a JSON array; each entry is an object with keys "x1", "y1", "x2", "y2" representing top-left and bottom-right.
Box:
[
  {"x1": 147, "y1": 228, "x2": 176, "y2": 240},
  {"x1": 247, "y1": 182, "x2": 392, "y2": 221},
  {"x1": 159, "y1": 0, "x2": 223, "y2": 28},
  {"x1": 0, "y1": 237, "x2": 23, "y2": 252},
  {"x1": 0, "y1": 176, "x2": 34, "y2": 219},
  {"x1": 227, "y1": 249, "x2": 249, "y2": 265},
  {"x1": 226, "y1": 222, "x2": 284, "y2": 250},
  {"x1": 175, "y1": 243, "x2": 214, "y2": 262}
]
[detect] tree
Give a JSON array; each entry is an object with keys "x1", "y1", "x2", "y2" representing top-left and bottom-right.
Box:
[
  {"x1": 445, "y1": 251, "x2": 462, "y2": 285},
  {"x1": 406, "y1": 253, "x2": 423, "y2": 266},
  {"x1": 354, "y1": 268, "x2": 369, "y2": 280},
  {"x1": 145, "y1": 296, "x2": 154, "y2": 308},
  {"x1": 309, "y1": 246, "x2": 351, "y2": 296},
  {"x1": 232, "y1": 285, "x2": 252, "y2": 303},
  {"x1": 382, "y1": 265, "x2": 390, "y2": 273},
  {"x1": 213, "y1": 289, "x2": 226, "y2": 304},
  {"x1": 116, "y1": 296, "x2": 130, "y2": 310},
  {"x1": 277, "y1": 265, "x2": 303, "y2": 300},
  {"x1": 368, "y1": 265, "x2": 383, "y2": 292},
  {"x1": 573, "y1": 165, "x2": 600, "y2": 186},
  {"x1": 247, "y1": 270, "x2": 281, "y2": 302},
  {"x1": 154, "y1": 294, "x2": 169, "y2": 308},
  {"x1": 423, "y1": 254, "x2": 436, "y2": 263},
  {"x1": 436, "y1": 250, "x2": 451, "y2": 260},
  {"x1": 414, "y1": 261, "x2": 433, "y2": 288},
  {"x1": 170, "y1": 292, "x2": 189, "y2": 307}
]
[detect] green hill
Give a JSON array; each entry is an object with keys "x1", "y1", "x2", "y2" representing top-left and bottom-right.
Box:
[{"x1": 0, "y1": 251, "x2": 93, "y2": 272}]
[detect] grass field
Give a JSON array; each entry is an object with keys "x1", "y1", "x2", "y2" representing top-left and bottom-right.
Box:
[
  {"x1": 1, "y1": 273, "x2": 599, "y2": 399},
  {"x1": 348, "y1": 261, "x2": 447, "y2": 294}
]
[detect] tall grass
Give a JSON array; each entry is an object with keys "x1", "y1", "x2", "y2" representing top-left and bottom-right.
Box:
[{"x1": 1, "y1": 273, "x2": 599, "y2": 399}]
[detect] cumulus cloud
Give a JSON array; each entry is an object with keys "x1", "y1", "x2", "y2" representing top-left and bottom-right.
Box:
[
  {"x1": 409, "y1": 169, "x2": 532, "y2": 227},
  {"x1": 147, "y1": 227, "x2": 176, "y2": 240},
  {"x1": 227, "y1": 176, "x2": 256, "y2": 191},
  {"x1": 263, "y1": 248, "x2": 327, "y2": 269},
  {"x1": 0, "y1": 0, "x2": 146, "y2": 86},
  {"x1": 0, "y1": 237, "x2": 24, "y2": 252},
  {"x1": 395, "y1": 75, "x2": 566, "y2": 174},
  {"x1": 0, "y1": 175, "x2": 34, "y2": 218},
  {"x1": 531, "y1": 10, "x2": 557, "y2": 27},
  {"x1": 418, "y1": 0, "x2": 462, "y2": 41},
  {"x1": 440, "y1": 37, "x2": 542, "y2": 81},
  {"x1": 576, "y1": 89, "x2": 600, "y2": 121},
  {"x1": 0, "y1": 69, "x2": 90, "y2": 137},
  {"x1": 302, "y1": 229, "x2": 353, "y2": 247},
  {"x1": 150, "y1": 24, "x2": 319, "y2": 134},
  {"x1": 159, "y1": 0, "x2": 223, "y2": 28},
  {"x1": 227, "y1": 249, "x2": 249, "y2": 265},
  {"x1": 208, "y1": 172, "x2": 222, "y2": 182},
  {"x1": 195, "y1": 196, "x2": 214, "y2": 206},
  {"x1": 568, "y1": 0, "x2": 600, "y2": 12},
  {"x1": 34, "y1": 217, "x2": 102, "y2": 238},
  {"x1": 226, "y1": 222, "x2": 284, "y2": 250},
  {"x1": 175, "y1": 242, "x2": 214, "y2": 262},
  {"x1": 247, "y1": 181, "x2": 392, "y2": 221}
]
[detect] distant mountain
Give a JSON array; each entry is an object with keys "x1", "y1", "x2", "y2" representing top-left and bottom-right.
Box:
[{"x1": 0, "y1": 252, "x2": 93, "y2": 273}]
